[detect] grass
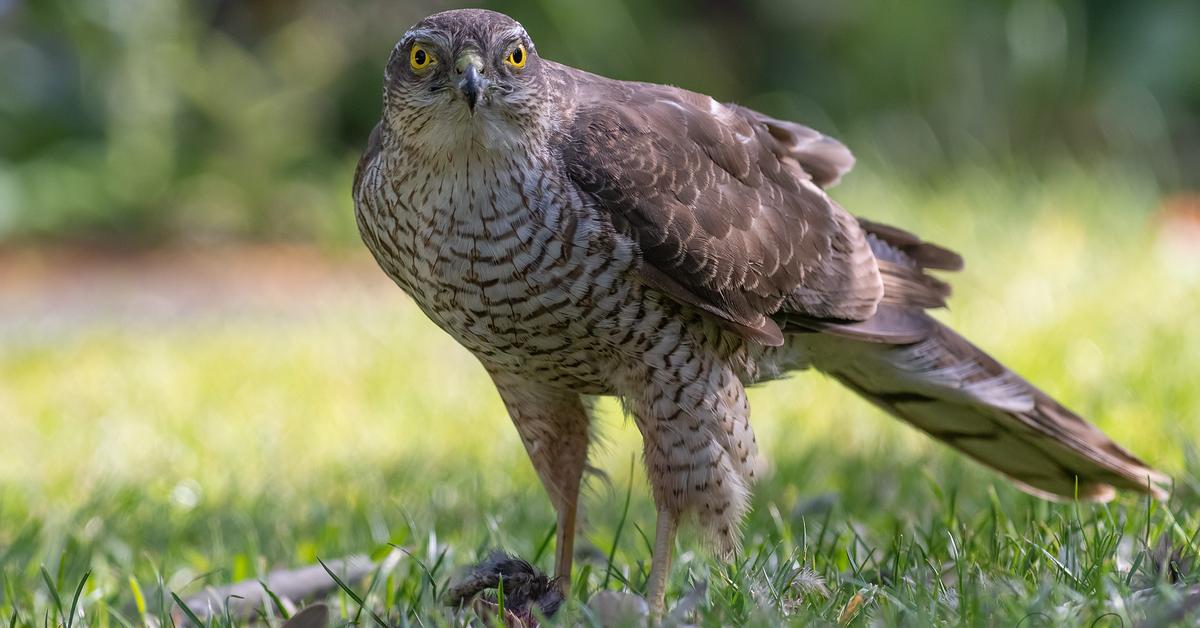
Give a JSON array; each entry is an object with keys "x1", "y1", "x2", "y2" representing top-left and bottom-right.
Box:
[{"x1": 1, "y1": 166, "x2": 1199, "y2": 626}]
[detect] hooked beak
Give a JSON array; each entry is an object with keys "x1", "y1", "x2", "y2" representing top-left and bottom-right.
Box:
[{"x1": 456, "y1": 52, "x2": 487, "y2": 113}]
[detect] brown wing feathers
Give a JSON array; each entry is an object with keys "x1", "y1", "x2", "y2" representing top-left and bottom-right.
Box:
[
  {"x1": 782, "y1": 220, "x2": 961, "y2": 342},
  {"x1": 740, "y1": 107, "x2": 857, "y2": 188},
  {"x1": 563, "y1": 73, "x2": 883, "y2": 345}
]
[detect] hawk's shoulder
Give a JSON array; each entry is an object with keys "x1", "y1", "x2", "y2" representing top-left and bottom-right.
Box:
[{"x1": 555, "y1": 68, "x2": 882, "y2": 345}]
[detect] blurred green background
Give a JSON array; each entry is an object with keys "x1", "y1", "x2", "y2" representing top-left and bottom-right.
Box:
[
  {"x1": 2, "y1": 1, "x2": 1200, "y2": 623},
  {"x1": 1, "y1": 0, "x2": 1197, "y2": 243}
]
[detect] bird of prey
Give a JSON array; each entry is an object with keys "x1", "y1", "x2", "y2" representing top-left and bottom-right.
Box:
[{"x1": 353, "y1": 9, "x2": 1169, "y2": 614}]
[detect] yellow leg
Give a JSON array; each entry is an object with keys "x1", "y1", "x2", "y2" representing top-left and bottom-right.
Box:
[
  {"x1": 554, "y1": 497, "x2": 577, "y2": 593},
  {"x1": 646, "y1": 509, "x2": 677, "y2": 617}
]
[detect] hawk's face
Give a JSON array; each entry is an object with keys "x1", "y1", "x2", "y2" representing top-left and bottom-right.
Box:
[{"x1": 383, "y1": 9, "x2": 546, "y2": 150}]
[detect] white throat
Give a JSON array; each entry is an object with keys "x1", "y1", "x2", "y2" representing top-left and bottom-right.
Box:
[{"x1": 399, "y1": 103, "x2": 532, "y2": 157}]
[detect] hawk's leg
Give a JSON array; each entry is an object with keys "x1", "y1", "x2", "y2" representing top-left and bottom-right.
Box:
[
  {"x1": 646, "y1": 507, "x2": 678, "y2": 617},
  {"x1": 626, "y1": 351, "x2": 761, "y2": 614},
  {"x1": 490, "y1": 373, "x2": 591, "y2": 592}
]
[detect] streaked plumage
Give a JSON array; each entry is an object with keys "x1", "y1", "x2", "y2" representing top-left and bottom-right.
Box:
[{"x1": 353, "y1": 9, "x2": 1168, "y2": 613}]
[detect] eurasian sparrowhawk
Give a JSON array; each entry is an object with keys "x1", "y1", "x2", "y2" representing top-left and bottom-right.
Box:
[{"x1": 352, "y1": 8, "x2": 1168, "y2": 614}]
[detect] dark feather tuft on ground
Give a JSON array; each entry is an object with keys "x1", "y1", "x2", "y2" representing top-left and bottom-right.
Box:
[{"x1": 445, "y1": 551, "x2": 564, "y2": 625}]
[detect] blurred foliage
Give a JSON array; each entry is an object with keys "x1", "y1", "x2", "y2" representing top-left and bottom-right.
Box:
[{"x1": 0, "y1": 0, "x2": 1197, "y2": 242}]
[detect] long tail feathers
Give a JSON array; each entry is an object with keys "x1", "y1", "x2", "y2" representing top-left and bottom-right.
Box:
[
  {"x1": 813, "y1": 320, "x2": 1169, "y2": 501},
  {"x1": 790, "y1": 217, "x2": 1167, "y2": 501}
]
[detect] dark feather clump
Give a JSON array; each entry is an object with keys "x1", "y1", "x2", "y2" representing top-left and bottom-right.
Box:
[{"x1": 445, "y1": 551, "x2": 564, "y2": 624}]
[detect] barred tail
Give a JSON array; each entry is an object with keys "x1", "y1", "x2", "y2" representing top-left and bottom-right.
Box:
[{"x1": 811, "y1": 319, "x2": 1169, "y2": 501}]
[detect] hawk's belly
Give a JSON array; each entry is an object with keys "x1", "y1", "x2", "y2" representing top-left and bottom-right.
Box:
[
  {"x1": 356, "y1": 159, "x2": 648, "y2": 393},
  {"x1": 396, "y1": 223, "x2": 642, "y2": 394}
]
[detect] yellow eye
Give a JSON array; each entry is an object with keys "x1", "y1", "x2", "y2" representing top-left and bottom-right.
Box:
[
  {"x1": 505, "y1": 44, "x2": 527, "y2": 69},
  {"x1": 410, "y1": 44, "x2": 435, "y2": 70}
]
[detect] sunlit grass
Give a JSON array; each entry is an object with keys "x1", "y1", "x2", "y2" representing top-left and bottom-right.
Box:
[{"x1": 1, "y1": 169, "x2": 1198, "y2": 625}]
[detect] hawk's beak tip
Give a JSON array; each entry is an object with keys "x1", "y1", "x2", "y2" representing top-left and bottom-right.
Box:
[{"x1": 457, "y1": 59, "x2": 485, "y2": 113}]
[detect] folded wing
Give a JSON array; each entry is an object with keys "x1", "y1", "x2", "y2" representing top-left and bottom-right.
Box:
[{"x1": 562, "y1": 74, "x2": 882, "y2": 345}]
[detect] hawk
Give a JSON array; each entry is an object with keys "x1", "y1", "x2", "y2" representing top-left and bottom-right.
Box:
[{"x1": 352, "y1": 9, "x2": 1168, "y2": 613}]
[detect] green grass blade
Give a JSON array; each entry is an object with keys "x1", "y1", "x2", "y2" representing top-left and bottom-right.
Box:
[
  {"x1": 106, "y1": 605, "x2": 137, "y2": 628},
  {"x1": 126, "y1": 576, "x2": 146, "y2": 617},
  {"x1": 392, "y1": 545, "x2": 440, "y2": 602},
  {"x1": 38, "y1": 567, "x2": 63, "y2": 624},
  {"x1": 258, "y1": 580, "x2": 289, "y2": 620},
  {"x1": 495, "y1": 574, "x2": 505, "y2": 618},
  {"x1": 351, "y1": 562, "x2": 387, "y2": 626},
  {"x1": 602, "y1": 456, "x2": 635, "y2": 591},
  {"x1": 170, "y1": 592, "x2": 205, "y2": 628},
  {"x1": 65, "y1": 569, "x2": 90, "y2": 628},
  {"x1": 317, "y1": 557, "x2": 388, "y2": 628},
  {"x1": 531, "y1": 522, "x2": 556, "y2": 566}
]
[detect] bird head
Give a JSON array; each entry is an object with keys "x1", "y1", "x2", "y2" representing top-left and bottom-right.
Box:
[{"x1": 382, "y1": 9, "x2": 548, "y2": 150}]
